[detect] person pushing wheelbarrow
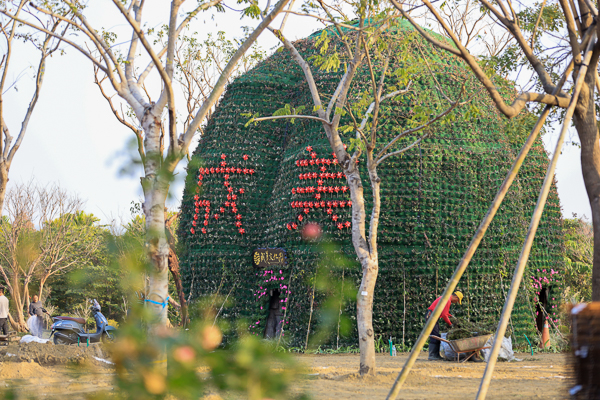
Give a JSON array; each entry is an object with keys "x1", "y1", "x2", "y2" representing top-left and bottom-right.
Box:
[{"x1": 426, "y1": 291, "x2": 463, "y2": 361}]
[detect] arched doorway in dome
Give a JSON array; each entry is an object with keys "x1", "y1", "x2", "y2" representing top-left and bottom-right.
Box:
[{"x1": 264, "y1": 289, "x2": 283, "y2": 339}]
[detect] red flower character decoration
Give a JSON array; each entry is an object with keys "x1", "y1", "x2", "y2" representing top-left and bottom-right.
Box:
[{"x1": 288, "y1": 145, "x2": 351, "y2": 232}]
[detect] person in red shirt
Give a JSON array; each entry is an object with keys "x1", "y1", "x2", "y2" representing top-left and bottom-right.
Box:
[{"x1": 427, "y1": 291, "x2": 463, "y2": 361}]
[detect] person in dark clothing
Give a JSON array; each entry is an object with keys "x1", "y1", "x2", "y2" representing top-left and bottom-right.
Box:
[
  {"x1": 27, "y1": 295, "x2": 45, "y2": 338},
  {"x1": 263, "y1": 289, "x2": 284, "y2": 339},
  {"x1": 426, "y1": 291, "x2": 463, "y2": 361}
]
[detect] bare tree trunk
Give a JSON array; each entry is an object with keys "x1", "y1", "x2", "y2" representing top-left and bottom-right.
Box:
[
  {"x1": 165, "y1": 212, "x2": 188, "y2": 326},
  {"x1": 168, "y1": 247, "x2": 188, "y2": 326},
  {"x1": 344, "y1": 157, "x2": 380, "y2": 375},
  {"x1": 39, "y1": 276, "x2": 48, "y2": 299},
  {"x1": 573, "y1": 67, "x2": 600, "y2": 301},
  {"x1": 0, "y1": 163, "x2": 7, "y2": 214},
  {"x1": 140, "y1": 118, "x2": 171, "y2": 350},
  {"x1": 11, "y1": 273, "x2": 27, "y2": 331},
  {"x1": 357, "y1": 257, "x2": 378, "y2": 374}
]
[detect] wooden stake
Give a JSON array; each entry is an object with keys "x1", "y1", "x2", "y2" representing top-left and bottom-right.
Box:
[
  {"x1": 475, "y1": 34, "x2": 597, "y2": 400},
  {"x1": 385, "y1": 58, "x2": 575, "y2": 400}
]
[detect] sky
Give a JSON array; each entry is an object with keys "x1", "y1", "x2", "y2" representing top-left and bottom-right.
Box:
[{"x1": 2, "y1": 2, "x2": 593, "y2": 226}]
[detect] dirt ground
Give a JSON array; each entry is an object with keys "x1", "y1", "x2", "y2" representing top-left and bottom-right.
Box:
[
  {"x1": 0, "y1": 344, "x2": 571, "y2": 399},
  {"x1": 0, "y1": 341, "x2": 114, "y2": 398},
  {"x1": 292, "y1": 352, "x2": 572, "y2": 399},
  {"x1": 0, "y1": 341, "x2": 110, "y2": 365}
]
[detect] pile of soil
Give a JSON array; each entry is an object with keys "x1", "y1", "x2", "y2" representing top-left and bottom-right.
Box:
[
  {"x1": 0, "y1": 361, "x2": 57, "y2": 379},
  {"x1": 447, "y1": 318, "x2": 512, "y2": 340},
  {"x1": 0, "y1": 341, "x2": 111, "y2": 365}
]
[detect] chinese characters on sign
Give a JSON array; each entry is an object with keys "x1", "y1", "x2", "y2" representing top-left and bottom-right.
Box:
[{"x1": 252, "y1": 248, "x2": 287, "y2": 268}]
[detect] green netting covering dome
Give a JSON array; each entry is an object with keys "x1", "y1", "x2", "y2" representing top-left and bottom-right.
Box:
[{"x1": 177, "y1": 21, "x2": 564, "y2": 348}]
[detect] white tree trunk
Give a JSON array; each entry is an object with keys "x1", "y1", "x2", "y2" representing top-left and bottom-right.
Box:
[
  {"x1": 343, "y1": 154, "x2": 380, "y2": 375},
  {"x1": 357, "y1": 257, "x2": 378, "y2": 374},
  {"x1": 140, "y1": 115, "x2": 171, "y2": 339}
]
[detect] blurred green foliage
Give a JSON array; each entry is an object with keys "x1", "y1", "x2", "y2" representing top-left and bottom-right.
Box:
[{"x1": 562, "y1": 216, "x2": 593, "y2": 303}]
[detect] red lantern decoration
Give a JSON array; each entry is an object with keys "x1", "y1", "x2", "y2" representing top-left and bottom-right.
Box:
[{"x1": 190, "y1": 228, "x2": 195, "y2": 234}]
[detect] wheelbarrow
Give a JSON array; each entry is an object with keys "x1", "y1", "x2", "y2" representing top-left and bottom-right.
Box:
[
  {"x1": 0, "y1": 331, "x2": 18, "y2": 346},
  {"x1": 430, "y1": 334, "x2": 492, "y2": 363}
]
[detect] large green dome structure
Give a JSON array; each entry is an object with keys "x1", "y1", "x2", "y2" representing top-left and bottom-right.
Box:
[{"x1": 177, "y1": 21, "x2": 564, "y2": 348}]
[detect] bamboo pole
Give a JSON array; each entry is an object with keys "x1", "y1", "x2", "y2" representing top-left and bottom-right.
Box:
[
  {"x1": 385, "y1": 58, "x2": 575, "y2": 400},
  {"x1": 475, "y1": 34, "x2": 597, "y2": 400}
]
